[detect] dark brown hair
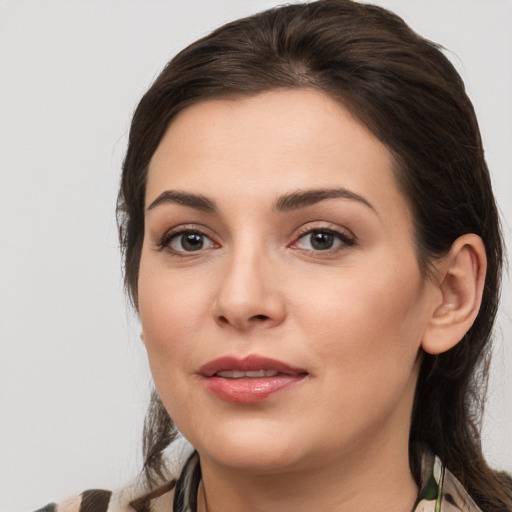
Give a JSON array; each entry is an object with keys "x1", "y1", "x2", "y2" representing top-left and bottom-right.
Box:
[{"x1": 117, "y1": 1, "x2": 510, "y2": 510}]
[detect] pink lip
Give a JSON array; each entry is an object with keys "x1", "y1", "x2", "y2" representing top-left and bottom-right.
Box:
[{"x1": 199, "y1": 355, "x2": 308, "y2": 403}]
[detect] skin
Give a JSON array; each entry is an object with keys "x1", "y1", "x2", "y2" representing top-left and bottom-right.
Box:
[{"x1": 138, "y1": 89, "x2": 445, "y2": 512}]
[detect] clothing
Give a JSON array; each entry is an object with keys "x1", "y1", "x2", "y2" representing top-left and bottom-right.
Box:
[{"x1": 34, "y1": 449, "x2": 482, "y2": 512}]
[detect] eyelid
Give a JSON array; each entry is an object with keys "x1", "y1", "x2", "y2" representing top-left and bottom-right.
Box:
[
  {"x1": 155, "y1": 224, "x2": 220, "y2": 253},
  {"x1": 288, "y1": 222, "x2": 356, "y2": 251}
]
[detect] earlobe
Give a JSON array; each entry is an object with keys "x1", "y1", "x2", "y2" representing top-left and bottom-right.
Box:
[{"x1": 421, "y1": 234, "x2": 487, "y2": 355}]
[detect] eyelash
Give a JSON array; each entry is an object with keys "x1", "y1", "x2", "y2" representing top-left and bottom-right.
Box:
[
  {"x1": 290, "y1": 225, "x2": 355, "y2": 253},
  {"x1": 156, "y1": 226, "x2": 217, "y2": 257},
  {"x1": 156, "y1": 224, "x2": 355, "y2": 256}
]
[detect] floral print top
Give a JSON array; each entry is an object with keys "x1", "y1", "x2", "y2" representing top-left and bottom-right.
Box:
[
  {"x1": 35, "y1": 448, "x2": 482, "y2": 512},
  {"x1": 412, "y1": 449, "x2": 482, "y2": 512}
]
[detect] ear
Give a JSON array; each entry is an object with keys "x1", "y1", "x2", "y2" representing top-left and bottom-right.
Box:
[{"x1": 421, "y1": 234, "x2": 487, "y2": 355}]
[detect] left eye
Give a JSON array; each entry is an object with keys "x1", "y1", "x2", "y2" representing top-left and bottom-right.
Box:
[
  {"x1": 294, "y1": 230, "x2": 351, "y2": 251},
  {"x1": 168, "y1": 231, "x2": 215, "y2": 253}
]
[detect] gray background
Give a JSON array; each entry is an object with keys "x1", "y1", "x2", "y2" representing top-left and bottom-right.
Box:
[{"x1": 0, "y1": 1, "x2": 510, "y2": 510}]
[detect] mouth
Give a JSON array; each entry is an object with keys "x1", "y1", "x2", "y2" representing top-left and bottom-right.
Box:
[
  {"x1": 199, "y1": 355, "x2": 308, "y2": 403},
  {"x1": 215, "y1": 369, "x2": 281, "y2": 378}
]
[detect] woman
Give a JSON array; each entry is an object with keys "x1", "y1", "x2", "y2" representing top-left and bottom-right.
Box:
[{"x1": 36, "y1": 1, "x2": 511, "y2": 511}]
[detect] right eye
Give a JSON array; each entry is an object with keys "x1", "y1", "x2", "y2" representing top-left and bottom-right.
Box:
[{"x1": 163, "y1": 230, "x2": 216, "y2": 254}]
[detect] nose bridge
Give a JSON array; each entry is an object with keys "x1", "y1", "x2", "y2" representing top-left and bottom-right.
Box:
[{"x1": 212, "y1": 234, "x2": 285, "y2": 329}]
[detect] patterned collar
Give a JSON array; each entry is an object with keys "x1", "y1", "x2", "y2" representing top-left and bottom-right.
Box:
[{"x1": 172, "y1": 449, "x2": 482, "y2": 512}]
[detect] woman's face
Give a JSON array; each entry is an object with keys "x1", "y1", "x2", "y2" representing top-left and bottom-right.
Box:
[{"x1": 138, "y1": 89, "x2": 439, "y2": 474}]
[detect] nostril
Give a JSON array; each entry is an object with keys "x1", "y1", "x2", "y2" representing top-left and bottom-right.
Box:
[
  {"x1": 251, "y1": 314, "x2": 270, "y2": 322},
  {"x1": 216, "y1": 313, "x2": 269, "y2": 327}
]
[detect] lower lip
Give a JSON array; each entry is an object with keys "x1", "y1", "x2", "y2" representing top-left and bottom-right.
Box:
[{"x1": 203, "y1": 375, "x2": 306, "y2": 403}]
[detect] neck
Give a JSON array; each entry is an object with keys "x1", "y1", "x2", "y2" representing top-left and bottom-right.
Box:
[{"x1": 197, "y1": 437, "x2": 418, "y2": 512}]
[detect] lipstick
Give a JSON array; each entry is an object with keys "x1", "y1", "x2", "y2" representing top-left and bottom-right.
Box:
[{"x1": 199, "y1": 355, "x2": 307, "y2": 403}]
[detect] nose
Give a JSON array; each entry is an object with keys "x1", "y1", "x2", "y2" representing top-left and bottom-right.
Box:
[{"x1": 211, "y1": 249, "x2": 286, "y2": 330}]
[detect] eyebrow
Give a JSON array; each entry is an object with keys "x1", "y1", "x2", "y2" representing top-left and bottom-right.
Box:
[
  {"x1": 274, "y1": 188, "x2": 376, "y2": 214},
  {"x1": 147, "y1": 190, "x2": 217, "y2": 212},
  {"x1": 146, "y1": 187, "x2": 375, "y2": 215}
]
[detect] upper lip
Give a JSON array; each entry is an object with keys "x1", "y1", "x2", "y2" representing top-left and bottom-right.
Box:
[{"x1": 199, "y1": 355, "x2": 308, "y2": 377}]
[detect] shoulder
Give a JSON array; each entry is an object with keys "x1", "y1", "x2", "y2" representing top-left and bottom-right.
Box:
[
  {"x1": 31, "y1": 442, "x2": 193, "y2": 512},
  {"x1": 33, "y1": 485, "x2": 175, "y2": 512},
  {"x1": 33, "y1": 491, "x2": 111, "y2": 512}
]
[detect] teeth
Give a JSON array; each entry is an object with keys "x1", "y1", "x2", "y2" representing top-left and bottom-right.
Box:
[{"x1": 216, "y1": 370, "x2": 279, "y2": 379}]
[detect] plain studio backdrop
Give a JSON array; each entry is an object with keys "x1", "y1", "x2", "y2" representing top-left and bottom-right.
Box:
[{"x1": 0, "y1": 1, "x2": 511, "y2": 510}]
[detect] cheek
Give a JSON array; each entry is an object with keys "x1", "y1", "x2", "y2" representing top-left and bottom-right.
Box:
[
  {"x1": 137, "y1": 257, "x2": 211, "y2": 382},
  {"x1": 293, "y1": 258, "x2": 427, "y2": 385}
]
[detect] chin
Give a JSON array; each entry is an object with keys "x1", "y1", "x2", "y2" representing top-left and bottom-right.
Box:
[
  {"x1": 182, "y1": 418, "x2": 310, "y2": 474},
  {"x1": 205, "y1": 444, "x2": 305, "y2": 475}
]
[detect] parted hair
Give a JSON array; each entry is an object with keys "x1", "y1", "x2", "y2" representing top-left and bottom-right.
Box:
[{"x1": 117, "y1": 1, "x2": 511, "y2": 510}]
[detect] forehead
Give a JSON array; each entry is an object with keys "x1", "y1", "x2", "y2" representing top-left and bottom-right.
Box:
[{"x1": 146, "y1": 88, "x2": 410, "y2": 222}]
